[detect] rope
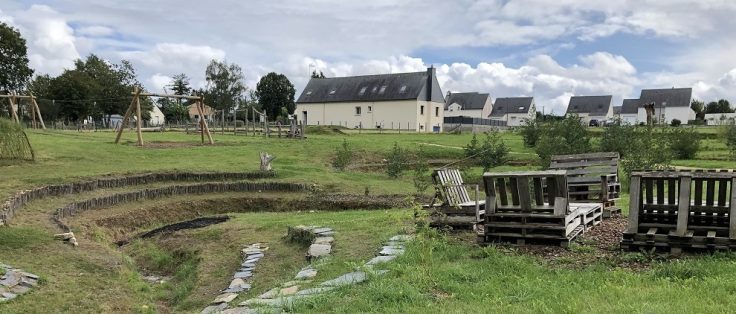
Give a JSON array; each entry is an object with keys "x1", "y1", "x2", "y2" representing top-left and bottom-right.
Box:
[{"x1": 432, "y1": 144, "x2": 494, "y2": 169}]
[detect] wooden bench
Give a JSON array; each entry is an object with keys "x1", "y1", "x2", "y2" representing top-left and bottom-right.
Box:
[
  {"x1": 481, "y1": 170, "x2": 602, "y2": 247},
  {"x1": 548, "y1": 152, "x2": 621, "y2": 217},
  {"x1": 429, "y1": 168, "x2": 485, "y2": 228},
  {"x1": 621, "y1": 170, "x2": 736, "y2": 254}
]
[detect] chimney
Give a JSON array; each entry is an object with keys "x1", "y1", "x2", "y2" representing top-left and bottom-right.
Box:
[{"x1": 426, "y1": 66, "x2": 436, "y2": 101}]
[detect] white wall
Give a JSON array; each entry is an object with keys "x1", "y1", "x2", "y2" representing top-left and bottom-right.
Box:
[
  {"x1": 620, "y1": 114, "x2": 638, "y2": 125},
  {"x1": 705, "y1": 113, "x2": 736, "y2": 125},
  {"x1": 295, "y1": 99, "x2": 444, "y2": 132},
  {"x1": 445, "y1": 108, "x2": 483, "y2": 118},
  {"x1": 637, "y1": 106, "x2": 694, "y2": 124}
]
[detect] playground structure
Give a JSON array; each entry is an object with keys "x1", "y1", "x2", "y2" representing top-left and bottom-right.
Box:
[
  {"x1": 0, "y1": 93, "x2": 46, "y2": 129},
  {"x1": 233, "y1": 106, "x2": 305, "y2": 139},
  {"x1": 115, "y1": 87, "x2": 214, "y2": 146}
]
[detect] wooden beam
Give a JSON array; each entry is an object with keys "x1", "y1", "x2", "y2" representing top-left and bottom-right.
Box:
[
  {"x1": 675, "y1": 176, "x2": 692, "y2": 236},
  {"x1": 626, "y1": 175, "x2": 642, "y2": 234},
  {"x1": 135, "y1": 91, "x2": 143, "y2": 146},
  {"x1": 115, "y1": 87, "x2": 141, "y2": 144},
  {"x1": 135, "y1": 92, "x2": 202, "y2": 100},
  {"x1": 8, "y1": 94, "x2": 19, "y2": 123},
  {"x1": 0, "y1": 95, "x2": 35, "y2": 99},
  {"x1": 30, "y1": 93, "x2": 46, "y2": 129},
  {"x1": 729, "y1": 177, "x2": 736, "y2": 239},
  {"x1": 195, "y1": 100, "x2": 205, "y2": 143},
  {"x1": 200, "y1": 101, "x2": 214, "y2": 144}
]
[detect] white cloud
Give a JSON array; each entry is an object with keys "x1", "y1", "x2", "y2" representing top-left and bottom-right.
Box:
[
  {"x1": 149, "y1": 74, "x2": 173, "y2": 93},
  {"x1": 76, "y1": 25, "x2": 114, "y2": 37},
  {"x1": 10, "y1": 5, "x2": 80, "y2": 75}
]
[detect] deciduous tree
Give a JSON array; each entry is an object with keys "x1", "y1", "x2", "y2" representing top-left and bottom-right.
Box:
[{"x1": 255, "y1": 72, "x2": 295, "y2": 120}]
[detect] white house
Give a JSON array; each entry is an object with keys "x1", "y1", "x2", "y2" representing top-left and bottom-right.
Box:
[
  {"x1": 705, "y1": 113, "x2": 736, "y2": 125},
  {"x1": 636, "y1": 88, "x2": 694, "y2": 124},
  {"x1": 295, "y1": 67, "x2": 445, "y2": 132},
  {"x1": 565, "y1": 95, "x2": 613, "y2": 125},
  {"x1": 619, "y1": 99, "x2": 639, "y2": 124},
  {"x1": 444, "y1": 92, "x2": 492, "y2": 118},
  {"x1": 149, "y1": 105, "x2": 165, "y2": 126},
  {"x1": 489, "y1": 97, "x2": 536, "y2": 127}
]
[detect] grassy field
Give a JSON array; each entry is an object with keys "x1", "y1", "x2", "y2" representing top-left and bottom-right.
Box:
[{"x1": 2, "y1": 127, "x2": 736, "y2": 313}]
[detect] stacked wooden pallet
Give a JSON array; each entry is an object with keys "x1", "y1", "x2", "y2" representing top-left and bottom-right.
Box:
[
  {"x1": 621, "y1": 170, "x2": 736, "y2": 254},
  {"x1": 548, "y1": 152, "x2": 622, "y2": 217},
  {"x1": 481, "y1": 170, "x2": 602, "y2": 247},
  {"x1": 427, "y1": 168, "x2": 484, "y2": 228}
]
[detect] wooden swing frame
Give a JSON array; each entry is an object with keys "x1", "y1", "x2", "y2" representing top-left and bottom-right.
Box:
[{"x1": 0, "y1": 93, "x2": 46, "y2": 129}]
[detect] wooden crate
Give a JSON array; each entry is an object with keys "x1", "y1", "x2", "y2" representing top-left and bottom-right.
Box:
[
  {"x1": 428, "y1": 168, "x2": 484, "y2": 229},
  {"x1": 481, "y1": 170, "x2": 602, "y2": 247},
  {"x1": 621, "y1": 170, "x2": 736, "y2": 254},
  {"x1": 549, "y1": 152, "x2": 621, "y2": 217}
]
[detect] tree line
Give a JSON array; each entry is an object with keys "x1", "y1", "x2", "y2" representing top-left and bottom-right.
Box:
[{"x1": 0, "y1": 22, "x2": 297, "y2": 125}]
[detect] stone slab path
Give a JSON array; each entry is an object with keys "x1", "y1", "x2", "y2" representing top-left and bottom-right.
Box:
[
  {"x1": 0, "y1": 263, "x2": 40, "y2": 303},
  {"x1": 202, "y1": 243, "x2": 267, "y2": 314}
]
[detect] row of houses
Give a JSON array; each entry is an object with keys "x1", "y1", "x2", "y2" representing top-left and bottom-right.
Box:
[{"x1": 293, "y1": 67, "x2": 698, "y2": 132}]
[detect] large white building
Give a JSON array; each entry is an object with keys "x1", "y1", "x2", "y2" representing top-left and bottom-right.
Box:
[
  {"x1": 489, "y1": 97, "x2": 536, "y2": 127},
  {"x1": 565, "y1": 95, "x2": 613, "y2": 125},
  {"x1": 637, "y1": 88, "x2": 694, "y2": 124},
  {"x1": 295, "y1": 67, "x2": 445, "y2": 132},
  {"x1": 444, "y1": 92, "x2": 492, "y2": 118},
  {"x1": 619, "y1": 99, "x2": 639, "y2": 124}
]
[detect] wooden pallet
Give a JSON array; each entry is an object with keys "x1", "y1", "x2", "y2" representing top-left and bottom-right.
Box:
[{"x1": 548, "y1": 152, "x2": 621, "y2": 219}]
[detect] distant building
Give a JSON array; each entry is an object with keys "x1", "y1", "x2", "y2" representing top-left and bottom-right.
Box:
[
  {"x1": 188, "y1": 103, "x2": 214, "y2": 122},
  {"x1": 705, "y1": 113, "x2": 736, "y2": 125},
  {"x1": 149, "y1": 105, "x2": 165, "y2": 126},
  {"x1": 565, "y1": 95, "x2": 613, "y2": 125},
  {"x1": 295, "y1": 67, "x2": 445, "y2": 132},
  {"x1": 444, "y1": 92, "x2": 492, "y2": 118},
  {"x1": 489, "y1": 97, "x2": 536, "y2": 127},
  {"x1": 637, "y1": 88, "x2": 694, "y2": 124},
  {"x1": 619, "y1": 99, "x2": 640, "y2": 124}
]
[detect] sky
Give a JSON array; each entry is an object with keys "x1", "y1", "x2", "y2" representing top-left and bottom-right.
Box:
[{"x1": 2, "y1": 0, "x2": 736, "y2": 115}]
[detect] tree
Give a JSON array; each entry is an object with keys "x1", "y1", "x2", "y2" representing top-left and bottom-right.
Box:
[
  {"x1": 704, "y1": 99, "x2": 733, "y2": 114},
  {"x1": 204, "y1": 60, "x2": 247, "y2": 113},
  {"x1": 159, "y1": 74, "x2": 192, "y2": 123},
  {"x1": 691, "y1": 99, "x2": 705, "y2": 120},
  {"x1": 535, "y1": 115, "x2": 591, "y2": 167},
  {"x1": 255, "y1": 72, "x2": 296, "y2": 120},
  {"x1": 0, "y1": 22, "x2": 33, "y2": 93},
  {"x1": 311, "y1": 70, "x2": 326, "y2": 78},
  {"x1": 28, "y1": 74, "x2": 59, "y2": 121}
]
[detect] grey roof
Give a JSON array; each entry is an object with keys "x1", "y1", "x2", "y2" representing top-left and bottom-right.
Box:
[
  {"x1": 444, "y1": 92, "x2": 490, "y2": 110},
  {"x1": 639, "y1": 88, "x2": 692, "y2": 108},
  {"x1": 490, "y1": 97, "x2": 534, "y2": 117},
  {"x1": 566, "y1": 95, "x2": 612, "y2": 116},
  {"x1": 613, "y1": 106, "x2": 622, "y2": 115},
  {"x1": 296, "y1": 68, "x2": 444, "y2": 104},
  {"x1": 621, "y1": 98, "x2": 639, "y2": 114}
]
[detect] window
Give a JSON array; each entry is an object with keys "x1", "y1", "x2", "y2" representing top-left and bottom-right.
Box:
[
  {"x1": 194, "y1": 114, "x2": 199, "y2": 119},
  {"x1": 399, "y1": 85, "x2": 407, "y2": 93},
  {"x1": 371, "y1": 86, "x2": 378, "y2": 93},
  {"x1": 420, "y1": 105, "x2": 425, "y2": 115},
  {"x1": 435, "y1": 106, "x2": 439, "y2": 117},
  {"x1": 306, "y1": 90, "x2": 313, "y2": 95},
  {"x1": 368, "y1": 106, "x2": 372, "y2": 113},
  {"x1": 329, "y1": 89, "x2": 336, "y2": 95},
  {"x1": 518, "y1": 106, "x2": 525, "y2": 111},
  {"x1": 355, "y1": 106, "x2": 362, "y2": 115},
  {"x1": 379, "y1": 85, "x2": 387, "y2": 94},
  {"x1": 359, "y1": 86, "x2": 367, "y2": 96}
]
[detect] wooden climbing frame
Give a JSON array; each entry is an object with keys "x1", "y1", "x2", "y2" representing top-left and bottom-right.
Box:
[{"x1": 0, "y1": 93, "x2": 46, "y2": 129}]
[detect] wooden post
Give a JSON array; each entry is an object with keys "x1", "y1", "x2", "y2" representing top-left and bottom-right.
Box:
[
  {"x1": 675, "y1": 176, "x2": 692, "y2": 236},
  {"x1": 730, "y1": 177, "x2": 736, "y2": 239},
  {"x1": 115, "y1": 87, "x2": 141, "y2": 144},
  {"x1": 31, "y1": 95, "x2": 45, "y2": 129},
  {"x1": 8, "y1": 94, "x2": 19, "y2": 123},
  {"x1": 195, "y1": 100, "x2": 205, "y2": 143},
  {"x1": 135, "y1": 91, "x2": 143, "y2": 146},
  {"x1": 626, "y1": 175, "x2": 642, "y2": 234},
  {"x1": 199, "y1": 101, "x2": 214, "y2": 144},
  {"x1": 221, "y1": 109, "x2": 225, "y2": 135}
]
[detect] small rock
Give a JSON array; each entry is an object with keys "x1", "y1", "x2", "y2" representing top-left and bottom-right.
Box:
[
  {"x1": 366, "y1": 255, "x2": 396, "y2": 265},
  {"x1": 313, "y1": 236, "x2": 334, "y2": 245},
  {"x1": 229, "y1": 278, "x2": 246, "y2": 288},
  {"x1": 379, "y1": 247, "x2": 405, "y2": 256},
  {"x1": 1, "y1": 292, "x2": 17, "y2": 300},
  {"x1": 0, "y1": 271, "x2": 20, "y2": 287},
  {"x1": 296, "y1": 287, "x2": 334, "y2": 296},
  {"x1": 212, "y1": 292, "x2": 238, "y2": 304},
  {"x1": 389, "y1": 235, "x2": 413, "y2": 242},
  {"x1": 295, "y1": 268, "x2": 318, "y2": 279},
  {"x1": 308, "y1": 244, "x2": 332, "y2": 258},
  {"x1": 201, "y1": 302, "x2": 228, "y2": 314},
  {"x1": 259, "y1": 288, "x2": 279, "y2": 299},
  {"x1": 320, "y1": 271, "x2": 367, "y2": 287},
  {"x1": 280, "y1": 285, "x2": 299, "y2": 296}
]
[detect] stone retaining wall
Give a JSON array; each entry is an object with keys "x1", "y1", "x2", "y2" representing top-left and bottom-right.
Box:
[
  {"x1": 51, "y1": 181, "x2": 308, "y2": 231},
  {"x1": 1, "y1": 171, "x2": 276, "y2": 225}
]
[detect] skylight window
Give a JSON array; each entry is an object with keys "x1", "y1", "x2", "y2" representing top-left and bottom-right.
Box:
[
  {"x1": 518, "y1": 106, "x2": 525, "y2": 110},
  {"x1": 329, "y1": 89, "x2": 336, "y2": 95},
  {"x1": 399, "y1": 85, "x2": 407, "y2": 93},
  {"x1": 306, "y1": 90, "x2": 313, "y2": 95},
  {"x1": 359, "y1": 86, "x2": 367, "y2": 96},
  {"x1": 379, "y1": 85, "x2": 387, "y2": 94},
  {"x1": 372, "y1": 86, "x2": 378, "y2": 93}
]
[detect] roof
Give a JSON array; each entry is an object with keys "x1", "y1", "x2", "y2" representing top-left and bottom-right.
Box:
[
  {"x1": 490, "y1": 97, "x2": 534, "y2": 117},
  {"x1": 621, "y1": 98, "x2": 639, "y2": 114},
  {"x1": 296, "y1": 68, "x2": 445, "y2": 104},
  {"x1": 566, "y1": 95, "x2": 612, "y2": 116},
  {"x1": 444, "y1": 92, "x2": 490, "y2": 110},
  {"x1": 613, "y1": 106, "x2": 622, "y2": 115},
  {"x1": 639, "y1": 88, "x2": 692, "y2": 108}
]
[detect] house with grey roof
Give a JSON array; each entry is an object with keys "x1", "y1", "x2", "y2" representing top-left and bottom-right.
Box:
[
  {"x1": 565, "y1": 95, "x2": 613, "y2": 125},
  {"x1": 619, "y1": 98, "x2": 640, "y2": 124},
  {"x1": 295, "y1": 67, "x2": 445, "y2": 132},
  {"x1": 637, "y1": 87, "x2": 694, "y2": 124},
  {"x1": 488, "y1": 97, "x2": 536, "y2": 126},
  {"x1": 444, "y1": 92, "x2": 492, "y2": 118}
]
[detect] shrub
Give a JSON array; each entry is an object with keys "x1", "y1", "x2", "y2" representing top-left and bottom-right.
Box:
[
  {"x1": 620, "y1": 126, "x2": 673, "y2": 175},
  {"x1": 670, "y1": 119, "x2": 681, "y2": 127},
  {"x1": 412, "y1": 147, "x2": 431, "y2": 194},
  {"x1": 386, "y1": 142, "x2": 408, "y2": 178},
  {"x1": 464, "y1": 133, "x2": 479, "y2": 158},
  {"x1": 477, "y1": 129, "x2": 509, "y2": 171},
  {"x1": 518, "y1": 119, "x2": 540, "y2": 147},
  {"x1": 599, "y1": 119, "x2": 635, "y2": 157},
  {"x1": 668, "y1": 127, "x2": 700, "y2": 159},
  {"x1": 721, "y1": 122, "x2": 736, "y2": 159},
  {"x1": 332, "y1": 139, "x2": 353, "y2": 170},
  {"x1": 535, "y1": 115, "x2": 591, "y2": 167}
]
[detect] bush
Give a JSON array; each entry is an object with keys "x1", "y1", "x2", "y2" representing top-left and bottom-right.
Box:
[
  {"x1": 668, "y1": 127, "x2": 700, "y2": 159},
  {"x1": 535, "y1": 115, "x2": 591, "y2": 167},
  {"x1": 670, "y1": 119, "x2": 681, "y2": 127},
  {"x1": 721, "y1": 122, "x2": 736, "y2": 160},
  {"x1": 412, "y1": 147, "x2": 431, "y2": 194},
  {"x1": 477, "y1": 129, "x2": 509, "y2": 171},
  {"x1": 386, "y1": 142, "x2": 408, "y2": 178},
  {"x1": 518, "y1": 119, "x2": 540, "y2": 147},
  {"x1": 332, "y1": 139, "x2": 353, "y2": 171},
  {"x1": 620, "y1": 126, "x2": 673, "y2": 175},
  {"x1": 464, "y1": 133, "x2": 479, "y2": 158},
  {"x1": 599, "y1": 118, "x2": 635, "y2": 157}
]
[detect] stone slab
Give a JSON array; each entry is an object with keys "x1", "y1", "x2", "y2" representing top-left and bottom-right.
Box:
[
  {"x1": 295, "y1": 268, "x2": 318, "y2": 280},
  {"x1": 280, "y1": 285, "x2": 299, "y2": 296},
  {"x1": 379, "y1": 247, "x2": 405, "y2": 256},
  {"x1": 308, "y1": 244, "x2": 332, "y2": 257},
  {"x1": 365, "y1": 255, "x2": 396, "y2": 265},
  {"x1": 389, "y1": 235, "x2": 413, "y2": 242},
  {"x1": 259, "y1": 287, "x2": 279, "y2": 299},
  {"x1": 296, "y1": 287, "x2": 335, "y2": 296},
  {"x1": 201, "y1": 302, "x2": 228, "y2": 314},
  {"x1": 312, "y1": 227, "x2": 333, "y2": 234},
  {"x1": 314, "y1": 236, "x2": 334, "y2": 244},
  {"x1": 320, "y1": 271, "x2": 367, "y2": 287},
  {"x1": 213, "y1": 292, "x2": 238, "y2": 304},
  {"x1": 233, "y1": 271, "x2": 253, "y2": 279}
]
